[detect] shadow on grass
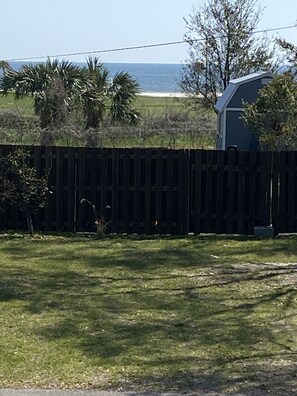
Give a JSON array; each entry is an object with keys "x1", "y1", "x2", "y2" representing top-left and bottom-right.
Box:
[{"x1": 0, "y1": 234, "x2": 297, "y2": 393}]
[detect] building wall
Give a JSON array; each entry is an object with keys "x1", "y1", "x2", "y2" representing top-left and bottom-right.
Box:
[
  {"x1": 225, "y1": 110, "x2": 258, "y2": 150},
  {"x1": 228, "y1": 76, "x2": 273, "y2": 108}
]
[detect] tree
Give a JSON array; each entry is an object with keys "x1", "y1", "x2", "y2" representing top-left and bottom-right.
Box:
[
  {"x1": 81, "y1": 58, "x2": 141, "y2": 129},
  {"x1": 1, "y1": 58, "x2": 141, "y2": 133},
  {"x1": 109, "y1": 71, "x2": 141, "y2": 126},
  {"x1": 276, "y1": 38, "x2": 297, "y2": 76},
  {"x1": 0, "y1": 60, "x2": 10, "y2": 74},
  {"x1": 80, "y1": 57, "x2": 109, "y2": 129},
  {"x1": 243, "y1": 73, "x2": 297, "y2": 150},
  {"x1": 181, "y1": 0, "x2": 275, "y2": 108},
  {"x1": 1, "y1": 59, "x2": 83, "y2": 128},
  {"x1": 0, "y1": 149, "x2": 50, "y2": 235}
]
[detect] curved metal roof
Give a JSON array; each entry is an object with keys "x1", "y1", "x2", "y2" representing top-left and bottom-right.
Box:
[{"x1": 215, "y1": 71, "x2": 274, "y2": 113}]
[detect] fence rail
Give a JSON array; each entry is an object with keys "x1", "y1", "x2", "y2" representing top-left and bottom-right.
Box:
[{"x1": 1, "y1": 145, "x2": 297, "y2": 235}]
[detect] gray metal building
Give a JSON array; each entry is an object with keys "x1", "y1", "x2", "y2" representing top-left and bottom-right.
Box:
[{"x1": 215, "y1": 71, "x2": 274, "y2": 150}]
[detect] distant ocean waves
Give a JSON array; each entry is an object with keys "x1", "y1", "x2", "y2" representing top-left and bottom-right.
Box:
[
  {"x1": 105, "y1": 63, "x2": 183, "y2": 93},
  {"x1": 7, "y1": 61, "x2": 184, "y2": 94}
]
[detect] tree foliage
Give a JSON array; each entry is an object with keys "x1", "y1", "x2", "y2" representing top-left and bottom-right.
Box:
[
  {"x1": 181, "y1": 0, "x2": 275, "y2": 108},
  {"x1": 243, "y1": 73, "x2": 297, "y2": 150},
  {"x1": 1, "y1": 59, "x2": 83, "y2": 128},
  {"x1": 0, "y1": 149, "x2": 50, "y2": 234},
  {"x1": 80, "y1": 57, "x2": 109, "y2": 129},
  {"x1": 276, "y1": 38, "x2": 297, "y2": 76},
  {"x1": 110, "y1": 71, "x2": 141, "y2": 126},
  {"x1": 0, "y1": 60, "x2": 10, "y2": 73},
  {"x1": 1, "y1": 58, "x2": 141, "y2": 131},
  {"x1": 80, "y1": 58, "x2": 140, "y2": 129}
]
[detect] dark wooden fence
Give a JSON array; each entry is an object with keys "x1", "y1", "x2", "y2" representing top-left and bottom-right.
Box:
[
  {"x1": 190, "y1": 150, "x2": 272, "y2": 235},
  {"x1": 1, "y1": 145, "x2": 297, "y2": 235},
  {"x1": 272, "y1": 151, "x2": 297, "y2": 235},
  {"x1": 0, "y1": 146, "x2": 189, "y2": 235}
]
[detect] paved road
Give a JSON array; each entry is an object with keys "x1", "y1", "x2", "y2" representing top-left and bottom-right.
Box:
[
  {"x1": 0, "y1": 392, "x2": 182, "y2": 396},
  {"x1": 0, "y1": 391, "x2": 247, "y2": 396}
]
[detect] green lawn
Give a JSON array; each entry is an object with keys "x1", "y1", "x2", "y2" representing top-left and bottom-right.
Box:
[
  {"x1": 0, "y1": 233, "x2": 297, "y2": 394},
  {"x1": 0, "y1": 93, "x2": 34, "y2": 115},
  {"x1": 135, "y1": 95, "x2": 190, "y2": 115},
  {"x1": 0, "y1": 92, "x2": 188, "y2": 117}
]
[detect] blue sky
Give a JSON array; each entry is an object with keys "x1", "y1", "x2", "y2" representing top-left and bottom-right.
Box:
[{"x1": 1, "y1": 0, "x2": 296, "y2": 64}]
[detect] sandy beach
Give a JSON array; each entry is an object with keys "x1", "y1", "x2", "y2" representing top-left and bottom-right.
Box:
[{"x1": 138, "y1": 92, "x2": 186, "y2": 98}]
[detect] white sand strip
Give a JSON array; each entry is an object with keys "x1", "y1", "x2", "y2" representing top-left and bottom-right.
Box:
[{"x1": 138, "y1": 92, "x2": 187, "y2": 98}]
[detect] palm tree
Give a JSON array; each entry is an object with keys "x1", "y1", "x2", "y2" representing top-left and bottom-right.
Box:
[
  {"x1": 109, "y1": 71, "x2": 141, "y2": 125},
  {"x1": 0, "y1": 60, "x2": 10, "y2": 74},
  {"x1": 80, "y1": 57, "x2": 109, "y2": 129},
  {"x1": 1, "y1": 57, "x2": 141, "y2": 131},
  {"x1": 1, "y1": 59, "x2": 83, "y2": 128},
  {"x1": 81, "y1": 57, "x2": 141, "y2": 129}
]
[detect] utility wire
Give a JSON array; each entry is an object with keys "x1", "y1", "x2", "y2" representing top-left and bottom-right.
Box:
[{"x1": 4, "y1": 23, "x2": 297, "y2": 62}]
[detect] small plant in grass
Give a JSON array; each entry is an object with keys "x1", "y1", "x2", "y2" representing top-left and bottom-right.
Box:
[{"x1": 80, "y1": 198, "x2": 111, "y2": 238}]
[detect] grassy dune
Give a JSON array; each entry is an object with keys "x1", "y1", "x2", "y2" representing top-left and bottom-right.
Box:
[{"x1": 0, "y1": 93, "x2": 216, "y2": 149}]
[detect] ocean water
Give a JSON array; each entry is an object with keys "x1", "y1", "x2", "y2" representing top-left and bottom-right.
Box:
[
  {"x1": 6, "y1": 61, "x2": 184, "y2": 94},
  {"x1": 105, "y1": 63, "x2": 183, "y2": 93}
]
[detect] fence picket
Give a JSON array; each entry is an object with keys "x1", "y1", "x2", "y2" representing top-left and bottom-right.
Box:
[
  {"x1": 215, "y1": 151, "x2": 225, "y2": 234},
  {"x1": 144, "y1": 149, "x2": 152, "y2": 235},
  {"x1": 279, "y1": 152, "x2": 287, "y2": 232},
  {"x1": 155, "y1": 149, "x2": 163, "y2": 234},
  {"x1": 133, "y1": 149, "x2": 141, "y2": 234},
  {"x1": 271, "y1": 151, "x2": 280, "y2": 236},
  {"x1": 287, "y1": 152, "x2": 295, "y2": 232},
  {"x1": 191, "y1": 150, "x2": 202, "y2": 234},
  {"x1": 178, "y1": 149, "x2": 189, "y2": 235},
  {"x1": 226, "y1": 150, "x2": 236, "y2": 234},
  {"x1": 237, "y1": 151, "x2": 247, "y2": 234},
  {"x1": 67, "y1": 147, "x2": 75, "y2": 232}
]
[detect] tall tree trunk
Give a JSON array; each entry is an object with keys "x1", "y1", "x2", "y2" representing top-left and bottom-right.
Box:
[{"x1": 26, "y1": 212, "x2": 34, "y2": 236}]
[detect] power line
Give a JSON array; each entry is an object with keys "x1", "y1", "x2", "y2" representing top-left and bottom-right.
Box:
[
  {"x1": 4, "y1": 23, "x2": 297, "y2": 62},
  {"x1": 5, "y1": 40, "x2": 186, "y2": 62}
]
